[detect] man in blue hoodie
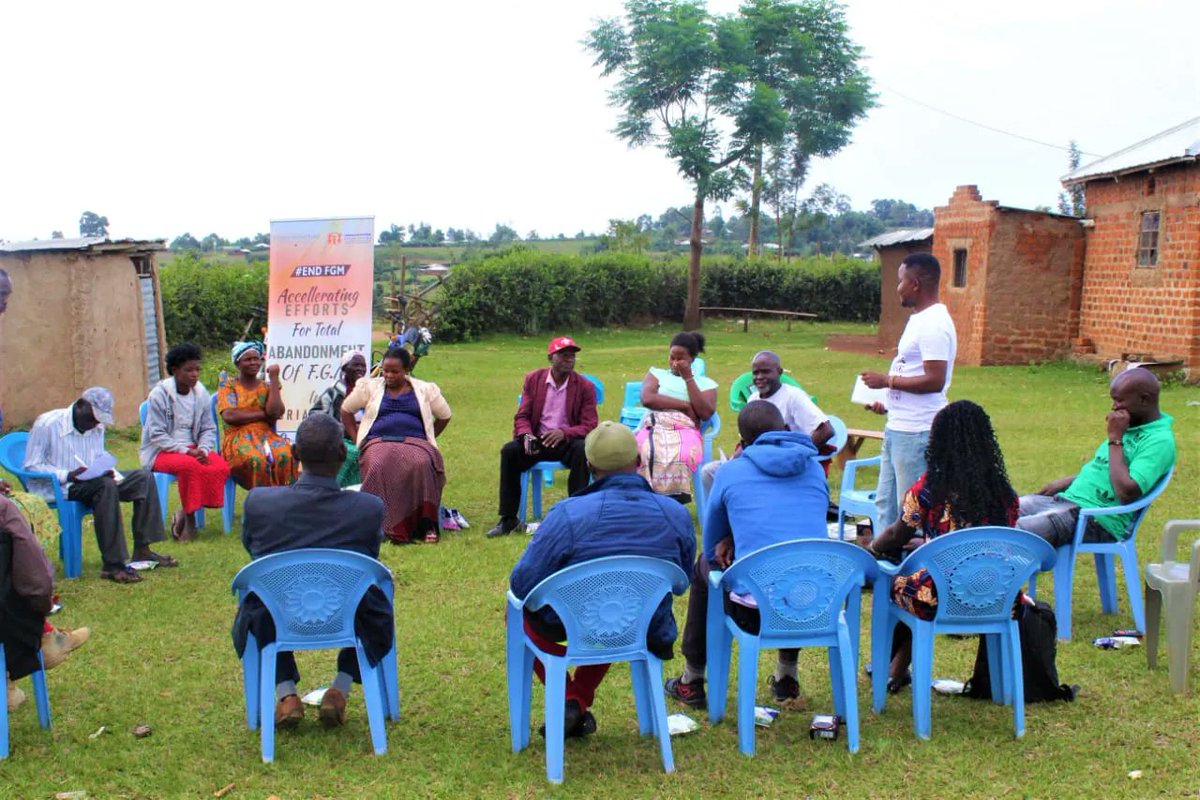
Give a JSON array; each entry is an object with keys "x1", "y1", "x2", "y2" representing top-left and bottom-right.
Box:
[
  {"x1": 510, "y1": 421, "x2": 695, "y2": 739},
  {"x1": 666, "y1": 401, "x2": 829, "y2": 707}
]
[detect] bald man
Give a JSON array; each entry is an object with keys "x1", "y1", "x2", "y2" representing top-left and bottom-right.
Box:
[
  {"x1": 699, "y1": 350, "x2": 832, "y2": 496},
  {"x1": 1017, "y1": 368, "x2": 1176, "y2": 546}
]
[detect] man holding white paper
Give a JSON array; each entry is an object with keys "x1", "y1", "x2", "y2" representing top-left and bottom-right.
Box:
[
  {"x1": 858, "y1": 254, "x2": 957, "y2": 532},
  {"x1": 25, "y1": 387, "x2": 171, "y2": 584}
]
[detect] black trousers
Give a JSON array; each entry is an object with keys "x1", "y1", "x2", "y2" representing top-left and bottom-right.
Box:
[
  {"x1": 680, "y1": 554, "x2": 797, "y2": 670},
  {"x1": 497, "y1": 437, "x2": 589, "y2": 519},
  {"x1": 67, "y1": 469, "x2": 164, "y2": 572}
]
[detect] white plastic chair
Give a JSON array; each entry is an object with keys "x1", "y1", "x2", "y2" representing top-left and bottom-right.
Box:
[{"x1": 1144, "y1": 519, "x2": 1200, "y2": 693}]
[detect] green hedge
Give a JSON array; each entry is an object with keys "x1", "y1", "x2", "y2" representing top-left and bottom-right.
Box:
[
  {"x1": 436, "y1": 249, "x2": 879, "y2": 340},
  {"x1": 159, "y1": 252, "x2": 268, "y2": 347}
]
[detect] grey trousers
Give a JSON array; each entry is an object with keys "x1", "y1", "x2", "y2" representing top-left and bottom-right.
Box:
[
  {"x1": 68, "y1": 469, "x2": 165, "y2": 571},
  {"x1": 1016, "y1": 493, "x2": 1113, "y2": 548}
]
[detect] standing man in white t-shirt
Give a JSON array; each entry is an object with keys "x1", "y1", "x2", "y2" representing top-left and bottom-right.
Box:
[
  {"x1": 859, "y1": 253, "x2": 957, "y2": 531},
  {"x1": 700, "y1": 351, "x2": 833, "y2": 497}
]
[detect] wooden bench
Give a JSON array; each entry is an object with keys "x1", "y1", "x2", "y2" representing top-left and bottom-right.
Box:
[
  {"x1": 699, "y1": 306, "x2": 817, "y2": 332},
  {"x1": 836, "y1": 428, "x2": 885, "y2": 470}
]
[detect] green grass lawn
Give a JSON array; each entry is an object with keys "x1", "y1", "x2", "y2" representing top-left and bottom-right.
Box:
[{"x1": 3, "y1": 320, "x2": 1198, "y2": 799}]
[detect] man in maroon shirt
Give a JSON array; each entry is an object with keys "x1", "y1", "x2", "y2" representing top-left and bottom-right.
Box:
[{"x1": 487, "y1": 337, "x2": 599, "y2": 538}]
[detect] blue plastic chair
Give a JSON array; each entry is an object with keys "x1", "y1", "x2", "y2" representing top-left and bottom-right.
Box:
[
  {"x1": 0, "y1": 646, "x2": 51, "y2": 759},
  {"x1": 0, "y1": 432, "x2": 89, "y2": 579},
  {"x1": 231, "y1": 548, "x2": 399, "y2": 762},
  {"x1": 617, "y1": 381, "x2": 721, "y2": 511},
  {"x1": 517, "y1": 374, "x2": 604, "y2": 523},
  {"x1": 706, "y1": 539, "x2": 877, "y2": 755},
  {"x1": 138, "y1": 398, "x2": 235, "y2": 534},
  {"x1": 1027, "y1": 468, "x2": 1173, "y2": 641},
  {"x1": 815, "y1": 415, "x2": 849, "y2": 465},
  {"x1": 870, "y1": 526, "x2": 1055, "y2": 739},
  {"x1": 837, "y1": 455, "x2": 880, "y2": 541},
  {"x1": 505, "y1": 555, "x2": 688, "y2": 784}
]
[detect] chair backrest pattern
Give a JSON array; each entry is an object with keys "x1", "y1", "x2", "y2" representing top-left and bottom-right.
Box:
[
  {"x1": 900, "y1": 527, "x2": 1054, "y2": 623},
  {"x1": 525, "y1": 556, "x2": 686, "y2": 658},
  {"x1": 722, "y1": 541, "x2": 877, "y2": 636},
  {"x1": 232, "y1": 549, "x2": 392, "y2": 644}
]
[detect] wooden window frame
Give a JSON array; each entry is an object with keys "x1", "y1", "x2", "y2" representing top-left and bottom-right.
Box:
[{"x1": 1137, "y1": 211, "x2": 1160, "y2": 268}]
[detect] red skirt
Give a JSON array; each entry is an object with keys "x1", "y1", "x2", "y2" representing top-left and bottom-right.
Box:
[{"x1": 153, "y1": 452, "x2": 231, "y2": 514}]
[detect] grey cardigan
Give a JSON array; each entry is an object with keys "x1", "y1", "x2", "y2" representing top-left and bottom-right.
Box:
[{"x1": 139, "y1": 378, "x2": 218, "y2": 468}]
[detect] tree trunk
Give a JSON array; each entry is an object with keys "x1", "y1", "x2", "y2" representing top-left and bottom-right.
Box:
[
  {"x1": 684, "y1": 193, "x2": 704, "y2": 330},
  {"x1": 747, "y1": 144, "x2": 762, "y2": 258}
]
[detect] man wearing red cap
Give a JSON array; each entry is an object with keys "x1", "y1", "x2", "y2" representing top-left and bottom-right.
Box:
[{"x1": 487, "y1": 337, "x2": 598, "y2": 538}]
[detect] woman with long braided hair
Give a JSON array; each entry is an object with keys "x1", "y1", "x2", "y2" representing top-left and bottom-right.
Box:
[{"x1": 867, "y1": 399, "x2": 1019, "y2": 690}]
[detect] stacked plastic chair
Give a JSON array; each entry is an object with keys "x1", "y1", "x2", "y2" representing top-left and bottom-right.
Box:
[
  {"x1": 1144, "y1": 519, "x2": 1200, "y2": 692},
  {"x1": 706, "y1": 539, "x2": 878, "y2": 755},
  {"x1": 231, "y1": 549, "x2": 399, "y2": 762},
  {"x1": 505, "y1": 555, "x2": 688, "y2": 783},
  {"x1": 871, "y1": 526, "x2": 1055, "y2": 739}
]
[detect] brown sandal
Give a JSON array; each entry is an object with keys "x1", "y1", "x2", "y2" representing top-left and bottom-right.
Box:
[
  {"x1": 424, "y1": 532, "x2": 440, "y2": 544},
  {"x1": 100, "y1": 568, "x2": 142, "y2": 584}
]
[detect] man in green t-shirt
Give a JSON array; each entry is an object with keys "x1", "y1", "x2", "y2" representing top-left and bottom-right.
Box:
[{"x1": 1017, "y1": 368, "x2": 1175, "y2": 546}]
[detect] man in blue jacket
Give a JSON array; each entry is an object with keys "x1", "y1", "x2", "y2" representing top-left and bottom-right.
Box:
[
  {"x1": 509, "y1": 421, "x2": 695, "y2": 738},
  {"x1": 666, "y1": 401, "x2": 829, "y2": 708}
]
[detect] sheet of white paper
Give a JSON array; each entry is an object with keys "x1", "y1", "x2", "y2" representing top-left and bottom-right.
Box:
[
  {"x1": 77, "y1": 452, "x2": 118, "y2": 481},
  {"x1": 851, "y1": 376, "x2": 888, "y2": 407}
]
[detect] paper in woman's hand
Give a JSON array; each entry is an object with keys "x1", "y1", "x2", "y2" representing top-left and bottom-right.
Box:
[{"x1": 851, "y1": 376, "x2": 887, "y2": 407}]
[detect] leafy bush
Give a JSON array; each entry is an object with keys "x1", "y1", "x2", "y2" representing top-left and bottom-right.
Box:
[
  {"x1": 159, "y1": 252, "x2": 268, "y2": 347},
  {"x1": 436, "y1": 250, "x2": 877, "y2": 341}
]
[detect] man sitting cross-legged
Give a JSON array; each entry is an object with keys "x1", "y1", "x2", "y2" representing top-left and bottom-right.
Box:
[
  {"x1": 666, "y1": 401, "x2": 830, "y2": 708},
  {"x1": 509, "y1": 421, "x2": 695, "y2": 738},
  {"x1": 231, "y1": 414, "x2": 390, "y2": 730},
  {"x1": 1016, "y1": 367, "x2": 1176, "y2": 546}
]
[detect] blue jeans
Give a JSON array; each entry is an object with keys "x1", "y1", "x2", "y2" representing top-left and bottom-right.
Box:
[{"x1": 875, "y1": 429, "x2": 929, "y2": 530}]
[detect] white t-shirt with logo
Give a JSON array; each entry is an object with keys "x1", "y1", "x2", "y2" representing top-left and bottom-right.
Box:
[
  {"x1": 885, "y1": 303, "x2": 957, "y2": 433},
  {"x1": 749, "y1": 383, "x2": 828, "y2": 436}
]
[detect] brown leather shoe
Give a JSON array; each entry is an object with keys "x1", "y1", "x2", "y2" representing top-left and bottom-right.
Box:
[
  {"x1": 274, "y1": 694, "x2": 304, "y2": 729},
  {"x1": 318, "y1": 687, "x2": 347, "y2": 728},
  {"x1": 42, "y1": 626, "x2": 92, "y2": 670}
]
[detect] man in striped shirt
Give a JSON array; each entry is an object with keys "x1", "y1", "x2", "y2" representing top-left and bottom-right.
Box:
[{"x1": 24, "y1": 387, "x2": 172, "y2": 583}]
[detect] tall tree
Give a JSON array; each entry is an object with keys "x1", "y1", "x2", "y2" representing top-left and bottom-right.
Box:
[
  {"x1": 79, "y1": 211, "x2": 109, "y2": 237},
  {"x1": 1057, "y1": 140, "x2": 1085, "y2": 217},
  {"x1": 588, "y1": 0, "x2": 753, "y2": 328},
  {"x1": 731, "y1": 0, "x2": 874, "y2": 256}
]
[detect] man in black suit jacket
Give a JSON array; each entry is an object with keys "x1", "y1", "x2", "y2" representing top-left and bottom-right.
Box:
[{"x1": 231, "y1": 414, "x2": 389, "y2": 729}]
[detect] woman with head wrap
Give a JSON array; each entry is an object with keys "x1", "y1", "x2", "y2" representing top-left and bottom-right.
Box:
[
  {"x1": 216, "y1": 341, "x2": 297, "y2": 489},
  {"x1": 310, "y1": 350, "x2": 368, "y2": 487},
  {"x1": 140, "y1": 342, "x2": 232, "y2": 540}
]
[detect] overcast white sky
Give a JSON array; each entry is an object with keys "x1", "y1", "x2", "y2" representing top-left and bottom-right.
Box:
[{"x1": 1, "y1": 0, "x2": 1197, "y2": 243}]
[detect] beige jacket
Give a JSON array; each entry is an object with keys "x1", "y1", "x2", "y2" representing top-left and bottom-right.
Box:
[{"x1": 342, "y1": 375, "x2": 452, "y2": 449}]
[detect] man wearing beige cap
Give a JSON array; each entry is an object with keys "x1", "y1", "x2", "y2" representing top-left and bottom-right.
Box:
[
  {"x1": 487, "y1": 336, "x2": 598, "y2": 538},
  {"x1": 509, "y1": 421, "x2": 695, "y2": 738},
  {"x1": 25, "y1": 387, "x2": 170, "y2": 583}
]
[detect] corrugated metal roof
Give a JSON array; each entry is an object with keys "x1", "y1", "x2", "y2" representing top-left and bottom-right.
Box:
[
  {"x1": 1063, "y1": 116, "x2": 1200, "y2": 184},
  {"x1": 0, "y1": 237, "x2": 166, "y2": 254},
  {"x1": 859, "y1": 227, "x2": 934, "y2": 249}
]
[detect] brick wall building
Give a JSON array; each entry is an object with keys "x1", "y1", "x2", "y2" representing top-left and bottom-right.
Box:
[
  {"x1": 1064, "y1": 117, "x2": 1200, "y2": 371},
  {"x1": 931, "y1": 186, "x2": 1085, "y2": 366}
]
